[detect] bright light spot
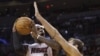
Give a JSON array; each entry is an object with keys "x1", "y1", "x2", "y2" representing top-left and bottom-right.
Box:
[{"x1": 65, "y1": 30, "x2": 68, "y2": 34}]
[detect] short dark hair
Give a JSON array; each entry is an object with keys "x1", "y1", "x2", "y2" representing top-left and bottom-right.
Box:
[{"x1": 69, "y1": 38, "x2": 84, "y2": 53}]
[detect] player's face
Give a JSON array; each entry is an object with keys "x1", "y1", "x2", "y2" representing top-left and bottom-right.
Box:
[{"x1": 36, "y1": 24, "x2": 45, "y2": 37}]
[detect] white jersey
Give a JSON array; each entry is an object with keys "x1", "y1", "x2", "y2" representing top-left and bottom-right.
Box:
[{"x1": 26, "y1": 43, "x2": 53, "y2": 56}]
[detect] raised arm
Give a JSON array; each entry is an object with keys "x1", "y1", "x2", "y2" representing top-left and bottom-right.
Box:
[
  {"x1": 34, "y1": 2, "x2": 57, "y2": 38},
  {"x1": 12, "y1": 21, "x2": 28, "y2": 56},
  {"x1": 40, "y1": 37, "x2": 60, "y2": 49},
  {"x1": 33, "y1": 2, "x2": 82, "y2": 56}
]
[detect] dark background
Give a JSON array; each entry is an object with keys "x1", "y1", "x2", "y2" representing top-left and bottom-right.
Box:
[{"x1": 0, "y1": 0, "x2": 100, "y2": 56}]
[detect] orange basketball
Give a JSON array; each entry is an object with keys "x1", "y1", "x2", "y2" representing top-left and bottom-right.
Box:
[{"x1": 15, "y1": 17, "x2": 33, "y2": 35}]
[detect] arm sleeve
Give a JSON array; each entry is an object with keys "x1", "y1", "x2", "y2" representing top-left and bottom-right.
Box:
[{"x1": 12, "y1": 32, "x2": 28, "y2": 56}]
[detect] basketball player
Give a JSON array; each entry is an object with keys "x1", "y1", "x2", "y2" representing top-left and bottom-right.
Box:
[
  {"x1": 33, "y1": 1, "x2": 84, "y2": 56},
  {"x1": 12, "y1": 17, "x2": 61, "y2": 56},
  {"x1": 26, "y1": 24, "x2": 61, "y2": 56}
]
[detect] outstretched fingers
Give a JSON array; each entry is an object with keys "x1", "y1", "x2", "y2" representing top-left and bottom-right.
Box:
[{"x1": 34, "y1": 1, "x2": 39, "y2": 16}]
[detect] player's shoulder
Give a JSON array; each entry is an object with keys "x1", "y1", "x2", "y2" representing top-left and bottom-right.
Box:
[
  {"x1": 29, "y1": 43, "x2": 40, "y2": 47},
  {"x1": 41, "y1": 43, "x2": 48, "y2": 47}
]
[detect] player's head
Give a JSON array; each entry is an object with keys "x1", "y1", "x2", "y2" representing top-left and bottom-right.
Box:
[
  {"x1": 34, "y1": 24, "x2": 45, "y2": 43},
  {"x1": 68, "y1": 38, "x2": 84, "y2": 54},
  {"x1": 35, "y1": 24, "x2": 45, "y2": 37}
]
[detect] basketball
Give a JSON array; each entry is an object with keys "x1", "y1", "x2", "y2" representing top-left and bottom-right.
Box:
[{"x1": 15, "y1": 17, "x2": 33, "y2": 35}]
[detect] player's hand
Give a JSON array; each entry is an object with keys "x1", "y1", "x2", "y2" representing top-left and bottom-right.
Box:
[
  {"x1": 30, "y1": 20, "x2": 38, "y2": 38},
  {"x1": 30, "y1": 31, "x2": 37, "y2": 39},
  {"x1": 34, "y1": 1, "x2": 40, "y2": 17}
]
